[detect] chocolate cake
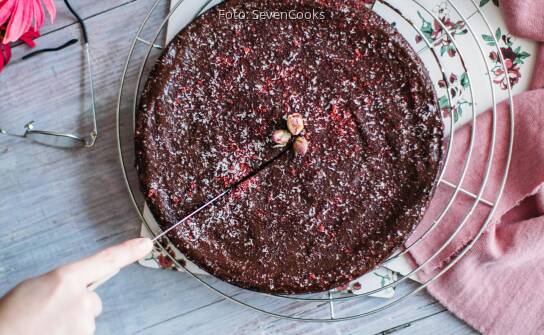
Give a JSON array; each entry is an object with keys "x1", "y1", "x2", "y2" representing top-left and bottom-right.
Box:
[{"x1": 135, "y1": 0, "x2": 444, "y2": 293}]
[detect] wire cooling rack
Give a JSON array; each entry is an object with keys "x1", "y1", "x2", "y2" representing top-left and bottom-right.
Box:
[{"x1": 116, "y1": 0, "x2": 514, "y2": 321}]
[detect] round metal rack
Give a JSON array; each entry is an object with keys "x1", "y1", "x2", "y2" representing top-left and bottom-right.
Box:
[{"x1": 116, "y1": 0, "x2": 514, "y2": 321}]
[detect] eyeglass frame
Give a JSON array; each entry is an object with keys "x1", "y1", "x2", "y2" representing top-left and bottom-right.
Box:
[{"x1": 0, "y1": 0, "x2": 98, "y2": 149}]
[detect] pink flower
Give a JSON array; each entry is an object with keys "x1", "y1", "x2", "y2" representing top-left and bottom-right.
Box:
[
  {"x1": 0, "y1": 0, "x2": 56, "y2": 43},
  {"x1": 492, "y1": 58, "x2": 521, "y2": 90}
]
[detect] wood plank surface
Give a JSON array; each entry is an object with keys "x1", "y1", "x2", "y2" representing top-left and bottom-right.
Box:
[{"x1": 0, "y1": 1, "x2": 477, "y2": 334}]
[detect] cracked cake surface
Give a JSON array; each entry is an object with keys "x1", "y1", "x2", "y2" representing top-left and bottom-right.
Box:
[{"x1": 135, "y1": 0, "x2": 444, "y2": 293}]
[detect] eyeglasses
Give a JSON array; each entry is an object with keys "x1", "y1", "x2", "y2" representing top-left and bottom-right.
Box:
[{"x1": 0, "y1": 0, "x2": 98, "y2": 149}]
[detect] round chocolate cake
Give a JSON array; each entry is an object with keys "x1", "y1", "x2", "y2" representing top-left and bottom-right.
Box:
[{"x1": 136, "y1": 0, "x2": 443, "y2": 293}]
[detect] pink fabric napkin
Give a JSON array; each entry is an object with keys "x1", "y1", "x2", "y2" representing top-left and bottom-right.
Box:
[{"x1": 407, "y1": 2, "x2": 544, "y2": 334}]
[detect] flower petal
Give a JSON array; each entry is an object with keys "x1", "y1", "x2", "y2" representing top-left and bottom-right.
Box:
[
  {"x1": 4, "y1": 40, "x2": 10, "y2": 62},
  {"x1": 41, "y1": 0, "x2": 56, "y2": 23},
  {"x1": 0, "y1": 42, "x2": 12, "y2": 72},
  {"x1": 28, "y1": 0, "x2": 35, "y2": 29},
  {"x1": 22, "y1": 0, "x2": 33, "y2": 35},
  {"x1": 32, "y1": 0, "x2": 44, "y2": 29},
  {"x1": 19, "y1": 28, "x2": 38, "y2": 47},
  {"x1": 4, "y1": 0, "x2": 25, "y2": 43},
  {"x1": 0, "y1": 0, "x2": 16, "y2": 26},
  {"x1": 0, "y1": 49, "x2": 4, "y2": 72},
  {"x1": 4, "y1": 0, "x2": 34, "y2": 43}
]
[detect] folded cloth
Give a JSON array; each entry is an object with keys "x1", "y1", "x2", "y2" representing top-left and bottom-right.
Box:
[
  {"x1": 501, "y1": 0, "x2": 544, "y2": 90},
  {"x1": 407, "y1": 1, "x2": 544, "y2": 334}
]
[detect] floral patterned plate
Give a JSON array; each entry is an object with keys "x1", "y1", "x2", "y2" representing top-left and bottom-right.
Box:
[{"x1": 139, "y1": 0, "x2": 537, "y2": 298}]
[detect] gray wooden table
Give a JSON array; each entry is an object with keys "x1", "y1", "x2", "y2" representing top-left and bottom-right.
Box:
[{"x1": 0, "y1": 1, "x2": 477, "y2": 334}]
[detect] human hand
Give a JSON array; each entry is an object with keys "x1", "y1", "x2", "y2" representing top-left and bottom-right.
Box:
[{"x1": 0, "y1": 238, "x2": 153, "y2": 335}]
